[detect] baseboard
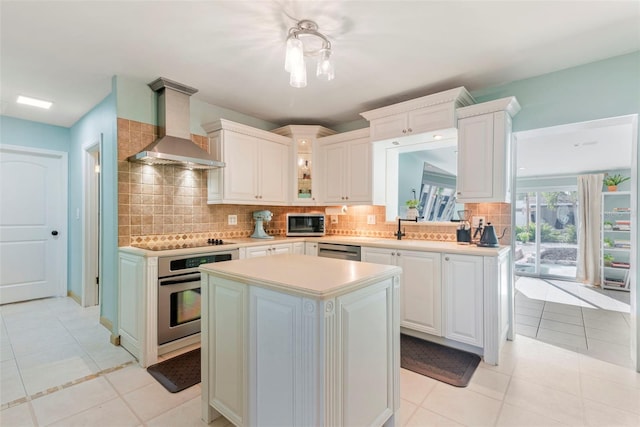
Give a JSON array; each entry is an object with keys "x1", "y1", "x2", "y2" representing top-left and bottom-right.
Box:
[
  {"x1": 67, "y1": 290, "x2": 81, "y2": 305},
  {"x1": 99, "y1": 316, "x2": 121, "y2": 346}
]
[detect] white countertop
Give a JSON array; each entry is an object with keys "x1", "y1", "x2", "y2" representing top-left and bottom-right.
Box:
[
  {"x1": 199, "y1": 254, "x2": 401, "y2": 299},
  {"x1": 119, "y1": 235, "x2": 509, "y2": 257}
]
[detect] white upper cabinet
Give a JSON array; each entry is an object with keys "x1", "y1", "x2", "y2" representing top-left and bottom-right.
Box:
[
  {"x1": 317, "y1": 128, "x2": 372, "y2": 205},
  {"x1": 360, "y1": 87, "x2": 475, "y2": 143},
  {"x1": 456, "y1": 97, "x2": 520, "y2": 203},
  {"x1": 271, "y1": 125, "x2": 336, "y2": 205},
  {"x1": 203, "y1": 119, "x2": 291, "y2": 205}
]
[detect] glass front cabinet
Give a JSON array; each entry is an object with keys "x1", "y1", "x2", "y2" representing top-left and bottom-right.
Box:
[{"x1": 272, "y1": 125, "x2": 336, "y2": 205}]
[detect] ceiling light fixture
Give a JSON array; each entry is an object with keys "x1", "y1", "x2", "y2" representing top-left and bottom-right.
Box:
[
  {"x1": 285, "y1": 19, "x2": 334, "y2": 88},
  {"x1": 16, "y1": 95, "x2": 52, "y2": 109}
]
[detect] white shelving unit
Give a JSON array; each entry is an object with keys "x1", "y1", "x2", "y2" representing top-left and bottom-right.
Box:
[{"x1": 601, "y1": 191, "x2": 631, "y2": 291}]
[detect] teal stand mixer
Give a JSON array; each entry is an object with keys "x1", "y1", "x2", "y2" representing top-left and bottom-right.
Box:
[{"x1": 251, "y1": 210, "x2": 274, "y2": 239}]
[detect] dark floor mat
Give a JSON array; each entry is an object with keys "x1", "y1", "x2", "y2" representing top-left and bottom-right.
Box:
[
  {"x1": 147, "y1": 348, "x2": 201, "y2": 393},
  {"x1": 401, "y1": 334, "x2": 480, "y2": 387}
]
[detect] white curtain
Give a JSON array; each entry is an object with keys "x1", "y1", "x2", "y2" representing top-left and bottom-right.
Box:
[{"x1": 576, "y1": 174, "x2": 604, "y2": 286}]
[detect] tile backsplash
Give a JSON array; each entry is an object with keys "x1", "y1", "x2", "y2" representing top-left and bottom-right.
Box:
[{"x1": 117, "y1": 118, "x2": 511, "y2": 247}]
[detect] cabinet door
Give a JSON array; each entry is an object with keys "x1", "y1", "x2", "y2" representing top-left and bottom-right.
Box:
[
  {"x1": 345, "y1": 138, "x2": 372, "y2": 204},
  {"x1": 292, "y1": 242, "x2": 305, "y2": 255},
  {"x1": 245, "y1": 245, "x2": 270, "y2": 258},
  {"x1": 322, "y1": 143, "x2": 346, "y2": 203},
  {"x1": 223, "y1": 132, "x2": 259, "y2": 202},
  {"x1": 442, "y1": 253, "x2": 484, "y2": 347},
  {"x1": 407, "y1": 103, "x2": 455, "y2": 135},
  {"x1": 304, "y1": 242, "x2": 318, "y2": 256},
  {"x1": 456, "y1": 114, "x2": 494, "y2": 200},
  {"x1": 259, "y1": 139, "x2": 289, "y2": 204},
  {"x1": 361, "y1": 247, "x2": 395, "y2": 265},
  {"x1": 397, "y1": 251, "x2": 442, "y2": 336},
  {"x1": 271, "y1": 243, "x2": 293, "y2": 256},
  {"x1": 369, "y1": 114, "x2": 408, "y2": 142}
]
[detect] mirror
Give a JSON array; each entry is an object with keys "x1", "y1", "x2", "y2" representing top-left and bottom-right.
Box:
[{"x1": 372, "y1": 128, "x2": 463, "y2": 222}]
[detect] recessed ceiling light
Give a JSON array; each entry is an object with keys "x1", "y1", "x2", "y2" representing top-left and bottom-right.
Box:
[{"x1": 17, "y1": 95, "x2": 52, "y2": 109}]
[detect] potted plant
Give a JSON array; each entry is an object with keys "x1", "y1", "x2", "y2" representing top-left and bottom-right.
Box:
[
  {"x1": 603, "y1": 220, "x2": 613, "y2": 230},
  {"x1": 405, "y1": 199, "x2": 421, "y2": 220},
  {"x1": 604, "y1": 237, "x2": 615, "y2": 248},
  {"x1": 603, "y1": 174, "x2": 630, "y2": 191},
  {"x1": 603, "y1": 253, "x2": 615, "y2": 267}
]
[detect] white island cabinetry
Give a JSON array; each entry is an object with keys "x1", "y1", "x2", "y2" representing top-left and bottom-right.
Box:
[{"x1": 200, "y1": 254, "x2": 401, "y2": 427}]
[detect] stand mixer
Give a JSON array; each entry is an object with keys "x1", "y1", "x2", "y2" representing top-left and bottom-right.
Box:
[{"x1": 251, "y1": 210, "x2": 274, "y2": 239}]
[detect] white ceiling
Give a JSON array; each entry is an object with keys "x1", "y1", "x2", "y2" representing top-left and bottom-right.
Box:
[{"x1": 1, "y1": 0, "x2": 639, "y2": 129}]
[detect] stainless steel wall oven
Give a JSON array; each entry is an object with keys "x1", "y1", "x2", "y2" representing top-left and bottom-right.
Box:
[{"x1": 157, "y1": 249, "x2": 238, "y2": 345}]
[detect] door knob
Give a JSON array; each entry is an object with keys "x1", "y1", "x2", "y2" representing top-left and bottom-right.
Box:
[{"x1": 51, "y1": 230, "x2": 59, "y2": 236}]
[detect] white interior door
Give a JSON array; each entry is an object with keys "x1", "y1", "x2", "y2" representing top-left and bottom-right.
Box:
[{"x1": 0, "y1": 145, "x2": 67, "y2": 304}]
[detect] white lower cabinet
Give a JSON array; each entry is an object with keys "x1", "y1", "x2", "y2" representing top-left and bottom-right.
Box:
[
  {"x1": 304, "y1": 241, "x2": 318, "y2": 256},
  {"x1": 292, "y1": 241, "x2": 305, "y2": 255},
  {"x1": 362, "y1": 247, "x2": 442, "y2": 336},
  {"x1": 442, "y1": 253, "x2": 484, "y2": 347},
  {"x1": 244, "y1": 242, "x2": 293, "y2": 258}
]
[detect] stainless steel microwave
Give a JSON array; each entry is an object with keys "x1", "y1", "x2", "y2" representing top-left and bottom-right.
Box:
[{"x1": 286, "y1": 213, "x2": 325, "y2": 236}]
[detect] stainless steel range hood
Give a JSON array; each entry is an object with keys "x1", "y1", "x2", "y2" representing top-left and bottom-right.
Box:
[{"x1": 128, "y1": 77, "x2": 225, "y2": 169}]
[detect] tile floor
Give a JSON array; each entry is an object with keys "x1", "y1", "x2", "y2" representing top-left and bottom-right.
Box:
[
  {"x1": 1, "y1": 296, "x2": 639, "y2": 427},
  {"x1": 515, "y1": 276, "x2": 633, "y2": 368}
]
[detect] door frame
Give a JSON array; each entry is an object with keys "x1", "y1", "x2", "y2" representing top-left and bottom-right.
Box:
[
  {"x1": 0, "y1": 144, "x2": 68, "y2": 300},
  {"x1": 82, "y1": 138, "x2": 102, "y2": 307}
]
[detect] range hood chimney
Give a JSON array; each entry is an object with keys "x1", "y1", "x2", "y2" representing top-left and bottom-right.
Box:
[{"x1": 128, "y1": 77, "x2": 225, "y2": 169}]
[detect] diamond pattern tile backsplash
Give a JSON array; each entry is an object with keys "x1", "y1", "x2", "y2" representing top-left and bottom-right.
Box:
[{"x1": 117, "y1": 118, "x2": 511, "y2": 247}]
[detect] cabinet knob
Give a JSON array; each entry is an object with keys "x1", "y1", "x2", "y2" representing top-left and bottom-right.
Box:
[
  {"x1": 407, "y1": 128, "x2": 412, "y2": 132},
  {"x1": 391, "y1": 252, "x2": 396, "y2": 256},
  {"x1": 345, "y1": 196, "x2": 349, "y2": 200},
  {"x1": 445, "y1": 257, "x2": 450, "y2": 261},
  {"x1": 456, "y1": 192, "x2": 461, "y2": 195},
  {"x1": 259, "y1": 195, "x2": 263, "y2": 199},
  {"x1": 397, "y1": 252, "x2": 401, "y2": 256},
  {"x1": 51, "y1": 230, "x2": 59, "y2": 236},
  {"x1": 402, "y1": 129, "x2": 407, "y2": 134},
  {"x1": 255, "y1": 195, "x2": 259, "y2": 199}
]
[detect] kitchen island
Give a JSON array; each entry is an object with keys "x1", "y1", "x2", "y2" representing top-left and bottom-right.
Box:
[{"x1": 199, "y1": 254, "x2": 402, "y2": 427}]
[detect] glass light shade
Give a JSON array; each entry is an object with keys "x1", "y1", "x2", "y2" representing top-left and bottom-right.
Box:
[
  {"x1": 289, "y1": 59, "x2": 307, "y2": 88},
  {"x1": 316, "y1": 48, "x2": 335, "y2": 81},
  {"x1": 284, "y1": 37, "x2": 304, "y2": 72}
]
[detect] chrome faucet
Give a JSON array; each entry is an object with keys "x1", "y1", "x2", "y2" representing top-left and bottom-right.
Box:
[{"x1": 394, "y1": 218, "x2": 418, "y2": 240}]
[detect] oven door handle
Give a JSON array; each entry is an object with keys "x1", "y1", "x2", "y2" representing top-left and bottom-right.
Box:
[{"x1": 159, "y1": 273, "x2": 202, "y2": 286}]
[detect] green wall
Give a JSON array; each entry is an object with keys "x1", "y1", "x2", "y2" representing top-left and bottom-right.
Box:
[{"x1": 0, "y1": 116, "x2": 70, "y2": 152}]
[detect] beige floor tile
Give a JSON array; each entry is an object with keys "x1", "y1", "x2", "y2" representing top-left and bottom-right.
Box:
[
  {"x1": 399, "y1": 368, "x2": 438, "y2": 405},
  {"x1": 8, "y1": 326, "x2": 76, "y2": 357},
  {"x1": 536, "y1": 327, "x2": 587, "y2": 351},
  {"x1": 515, "y1": 314, "x2": 540, "y2": 327},
  {"x1": 48, "y1": 397, "x2": 140, "y2": 427},
  {"x1": 578, "y1": 353, "x2": 640, "y2": 389},
  {"x1": 583, "y1": 313, "x2": 629, "y2": 331},
  {"x1": 398, "y1": 399, "x2": 418, "y2": 427},
  {"x1": 583, "y1": 398, "x2": 640, "y2": 426},
  {"x1": 81, "y1": 341, "x2": 136, "y2": 371},
  {"x1": 543, "y1": 301, "x2": 583, "y2": 316},
  {"x1": 514, "y1": 324, "x2": 537, "y2": 338},
  {"x1": 405, "y1": 407, "x2": 463, "y2": 426},
  {"x1": 585, "y1": 325, "x2": 630, "y2": 346},
  {"x1": 147, "y1": 396, "x2": 225, "y2": 427},
  {"x1": 420, "y1": 382, "x2": 502, "y2": 426},
  {"x1": 539, "y1": 318, "x2": 585, "y2": 336},
  {"x1": 122, "y1": 380, "x2": 200, "y2": 421},
  {"x1": 504, "y1": 377, "x2": 585, "y2": 425},
  {"x1": 511, "y1": 357, "x2": 581, "y2": 396},
  {"x1": 541, "y1": 311, "x2": 583, "y2": 326},
  {"x1": 105, "y1": 365, "x2": 155, "y2": 395},
  {"x1": 496, "y1": 402, "x2": 567, "y2": 426},
  {"x1": 515, "y1": 306, "x2": 543, "y2": 318},
  {"x1": 467, "y1": 366, "x2": 511, "y2": 401},
  {"x1": 0, "y1": 402, "x2": 36, "y2": 427},
  {"x1": 582, "y1": 337, "x2": 634, "y2": 368},
  {"x1": 31, "y1": 377, "x2": 118, "y2": 426},
  {"x1": 581, "y1": 374, "x2": 640, "y2": 415},
  {"x1": 1, "y1": 359, "x2": 26, "y2": 405}
]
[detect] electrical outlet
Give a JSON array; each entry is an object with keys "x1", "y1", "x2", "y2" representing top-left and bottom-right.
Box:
[
  {"x1": 472, "y1": 216, "x2": 485, "y2": 228},
  {"x1": 367, "y1": 214, "x2": 376, "y2": 225},
  {"x1": 228, "y1": 214, "x2": 237, "y2": 225},
  {"x1": 331, "y1": 215, "x2": 338, "y2": 224}
]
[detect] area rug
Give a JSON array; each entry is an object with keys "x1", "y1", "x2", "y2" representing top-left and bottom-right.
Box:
[
  {"x1": 147, "y1": 348, "x2": 201, "y2": 393},
  {"x1": 400, "y1": 334, "x2": 480, "y2": 387}
]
